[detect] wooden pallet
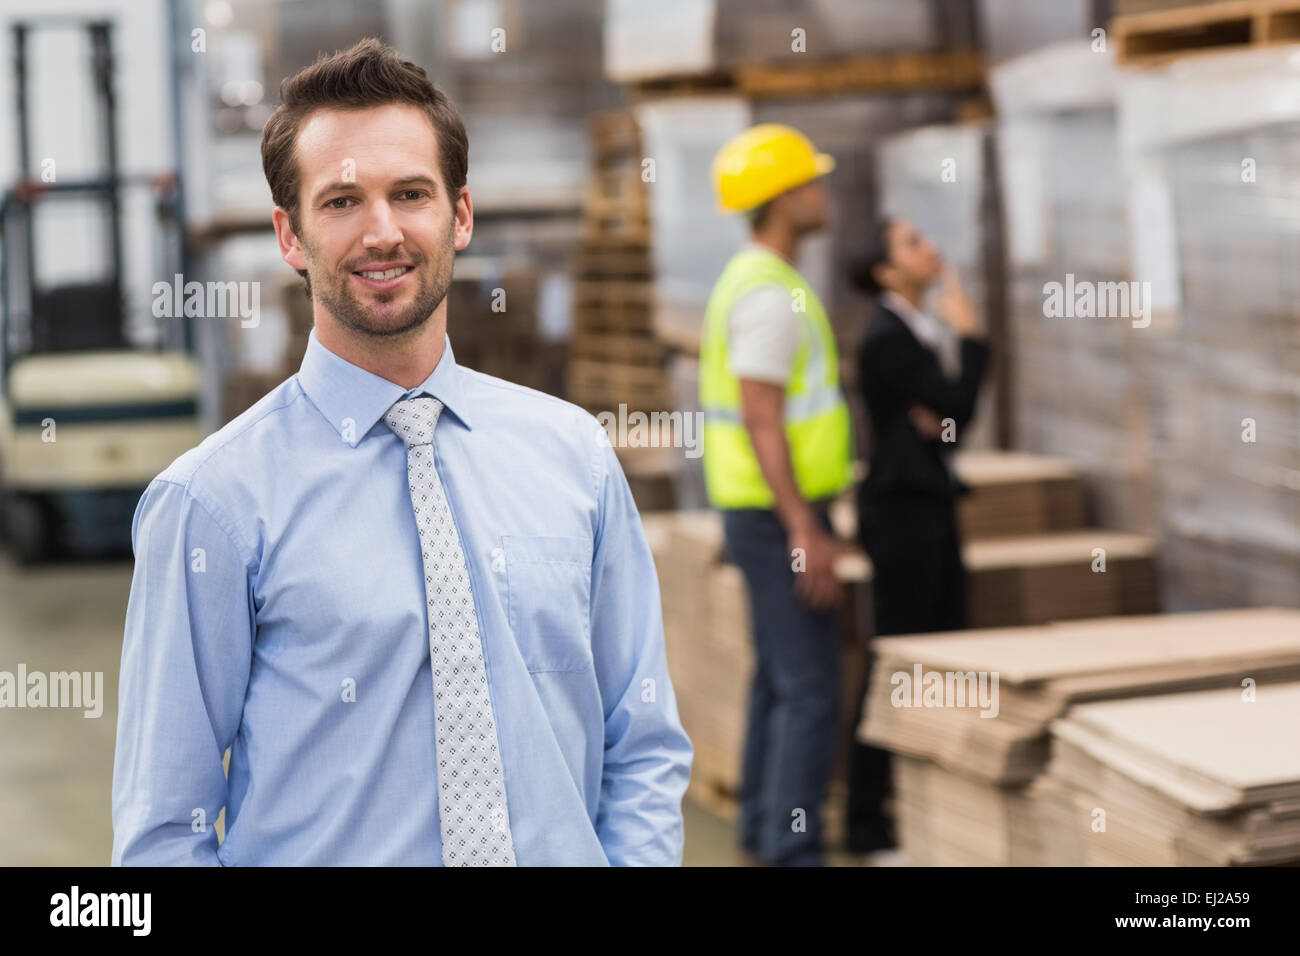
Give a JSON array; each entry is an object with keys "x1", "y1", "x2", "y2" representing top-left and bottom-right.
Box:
[
  {"x1": 1113, "y1": 0, "x2": 1300, "y2": 65},
  {"x1": 572, "y1": 280, "x2": 655, "y2": 333},
  {"x1": 589, "y1": 109, "x2": 643, "y2": 160},
  {"x1": 583, "y1": 111, "x2": 652, "y2": 241},
  {"x1": 581, "y1": 198, "x2": 650, "y2": 239},
  {"x1": 735, "y1": 49, "x2": 985, "y2": 98},
  {"x1": 576, "y1": 236, "x2": 653, "y2": 278},
  {"x1": 567, "y1": 358, "x2": 669, "y2": 411},
  {"x1": 630, "y1": 70, "x2": 738, "y2": 100},
  {"x1": 569, "y1": 329, "x2": 664, "y2": 364}
]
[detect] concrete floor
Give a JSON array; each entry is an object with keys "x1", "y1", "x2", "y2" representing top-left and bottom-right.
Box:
[{"x1": 0, "y1": 551, "x2": 871, "y2": 866}]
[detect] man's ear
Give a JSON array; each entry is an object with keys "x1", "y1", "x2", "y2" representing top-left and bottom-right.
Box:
[
  {"x1": 453, "y1": 186, "x2": 474, "y2": 252},
  {"x1": 272, "y1": 207, "x2": 308, "y2": 271}
]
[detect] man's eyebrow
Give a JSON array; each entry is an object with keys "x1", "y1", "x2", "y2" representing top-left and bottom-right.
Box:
[{"x1": 310, "y1": 176, "x2": 441, "y2": 205}]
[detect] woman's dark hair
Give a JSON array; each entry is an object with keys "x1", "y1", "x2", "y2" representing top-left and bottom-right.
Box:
[{"x1": 848, "y1": 216, "x2": 895, "y2": 297}]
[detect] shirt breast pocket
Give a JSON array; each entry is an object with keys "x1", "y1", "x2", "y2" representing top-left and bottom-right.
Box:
[{"x1": 501, "y1": 534, "x2": 593, "y2": 673}]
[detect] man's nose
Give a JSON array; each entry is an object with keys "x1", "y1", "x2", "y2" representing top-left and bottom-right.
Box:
[{"x1": 362, "y1": 200, "x2": 404, "y2": 247}]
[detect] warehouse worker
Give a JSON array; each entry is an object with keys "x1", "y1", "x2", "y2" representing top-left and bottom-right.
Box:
[
  {"x1": 844, "y1": 216, "x2": 990, "y2": 857},
  {"x1": 700, "y1": 124, "x2": 853, "y2": 867},
  {"x1": 111, "y1": 39, "x2": 691, "y2": 866}
]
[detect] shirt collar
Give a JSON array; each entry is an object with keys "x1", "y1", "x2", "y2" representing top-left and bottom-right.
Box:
[
  {"x1": 881, "y1": 290, "x2": 945, "y2": 350},
  {"x1": 296, "y1": 326, "x2": 473, "y2": 446},
  {"x1": 743, "y1": 239, "x2": 794, "y2": 267}
]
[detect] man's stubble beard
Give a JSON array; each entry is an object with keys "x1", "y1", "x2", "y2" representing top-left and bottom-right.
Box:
[{"x1": 301, "y1": 220, "x2": 456, "y2": 340}]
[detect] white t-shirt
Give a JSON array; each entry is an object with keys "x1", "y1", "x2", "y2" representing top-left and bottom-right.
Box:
[{"x1": 725, "y1": 245, "x2": 802, "y2": 386}]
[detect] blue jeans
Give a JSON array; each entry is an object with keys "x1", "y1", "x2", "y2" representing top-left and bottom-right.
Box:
[{"x1": 721, "y1": 504, "x2": 840, "y2": 866}]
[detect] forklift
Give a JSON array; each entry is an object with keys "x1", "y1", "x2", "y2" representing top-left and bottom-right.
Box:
[{"x1": 0, "y1": 17, "x2": 202, "y2": 563}]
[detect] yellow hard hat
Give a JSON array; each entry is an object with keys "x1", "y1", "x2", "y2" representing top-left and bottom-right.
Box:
[{"x1": 712, "y1": 124, "x2": 835, "y2": 213}]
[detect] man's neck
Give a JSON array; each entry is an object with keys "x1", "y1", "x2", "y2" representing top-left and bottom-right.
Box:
[
  {"x1": 315, "y1": 308, "x2": 448, "y2": 390},
  {"x1": 749, "y1": 225, "x2": 798, "y2": 266}
]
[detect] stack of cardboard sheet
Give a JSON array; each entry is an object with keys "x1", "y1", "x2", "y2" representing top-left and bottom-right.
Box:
[
  {"x1": 604, "y1": 0, "x2": 975, "y2": 84},
  {"x1": 1038, "y1": 683, "x2": 1300, "y2": 866},
  {"x1": 836, "y1": 451, "x2": 1092, "y2": 542},
  {"x1": 858, "y1": 608, "x2": 1300, "y2": 864},
  {"x1": 831, "y1": 529, "x2": 1159, "y2": 629},
  {"x1": 644, "y1": 510, "x2": 865, "y2": 817},
  {"x1": 965, "y1": 530, "x2": 1158, "y2": 626},
  {"x1": 952, "y1": 451, "x2": 1089, "y2": 540}
]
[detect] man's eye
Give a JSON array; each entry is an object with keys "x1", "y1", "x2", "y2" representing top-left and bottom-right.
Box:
[
  {"x1": 400, "y1": 190, "x2": 428, "y2": 200},
  {"x1": 326, "y1": 197, "x2": 353, "y2": 209}
]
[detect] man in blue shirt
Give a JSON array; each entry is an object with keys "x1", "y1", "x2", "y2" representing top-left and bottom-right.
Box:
[{"x1": 111, "y1": 38, "x2": 692, "y2": 866}]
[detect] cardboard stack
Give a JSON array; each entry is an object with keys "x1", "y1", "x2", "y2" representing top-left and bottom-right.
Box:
[
  {"x1": 603, "y1": 0, "x2": 976, "y2": 84},
  {"x1": 990, "y1": 43, "x2": 1158, "y2": 533},
  {"x1": 644, "y1": 509, "x2": 866, "y2": 827},
  {"x1": 965, "y1": 530, "x2": 1158, "y2": 627},
  {"x1": 1038, "y1": 682, "x2": 1300, "y2": 866},
  {"x1": 834, "y1": 450, "x2": 1159, "y2": 626},
  {"x1": 952, "y1": 450, "x2": 1088, "y2": 539},
  {"x1": 858, "y1": 608, "x2": 1300, "y2": 864},
  {"x1": 1116, "y1": 47, "x2": 1300, "y2": 610}
]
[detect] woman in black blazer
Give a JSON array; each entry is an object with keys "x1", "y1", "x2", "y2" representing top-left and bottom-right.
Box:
[{"x1": 844, "y1": 217, "x2": 990, "y2": 857}]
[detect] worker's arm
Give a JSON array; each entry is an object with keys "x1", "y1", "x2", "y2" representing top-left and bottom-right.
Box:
[
  {"x1": 111, "y1": 478, "x2": 254, "y2": 866},
  {"x1": 727, "y1": 284, "x2": 841, "y2": 608},
  {"x1": 588, "y1": 420, "x2": 693, "y2": 866},
  {"x1": 739, "y1": 379, "x2": 841, "y2": 609}
]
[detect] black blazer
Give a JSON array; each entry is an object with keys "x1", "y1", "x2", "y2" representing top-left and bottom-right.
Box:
[{"x1": 857, "y1": 299, "x2": 990, "y2": 502}]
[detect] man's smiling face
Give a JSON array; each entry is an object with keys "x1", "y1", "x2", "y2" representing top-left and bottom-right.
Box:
[{"x1": 278, "y1": 103, "x2": 471, "y2": 339}]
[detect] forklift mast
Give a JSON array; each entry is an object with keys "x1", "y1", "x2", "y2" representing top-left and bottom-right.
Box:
[{"x1": 0, "y1": 16, "x2": 191, "y2": 373}]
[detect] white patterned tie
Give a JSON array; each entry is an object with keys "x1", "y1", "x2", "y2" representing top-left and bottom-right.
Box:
[{"x1": 383, "y1": 396, "x2": 517, "y2": 866}]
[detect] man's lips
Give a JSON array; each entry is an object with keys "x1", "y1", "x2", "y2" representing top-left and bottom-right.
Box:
[{"x1": 351, "y1": 265, "x2": 414, "y2": 290}]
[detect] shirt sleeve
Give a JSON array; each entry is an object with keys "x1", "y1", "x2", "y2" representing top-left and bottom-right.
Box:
[
  {"x1": 587, "y1": 423, "x2": 694, "y2": 866},
  {"x1": 726, "y1": 284, "x2": 803, "y2": 385},
  {"x1": 111, "y1": 478, "x2": 255, "y2": 866}
]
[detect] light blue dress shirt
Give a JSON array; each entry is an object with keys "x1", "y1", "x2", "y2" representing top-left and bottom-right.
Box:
[{"x1": 111, "y1": 327, "x2": 693, "y2": 866}]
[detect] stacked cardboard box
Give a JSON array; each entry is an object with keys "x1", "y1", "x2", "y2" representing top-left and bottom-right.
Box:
[
  {"x1": 965, "y1": 530, "x2": 1158, "y2": 627},
  {"x1": 654, "y1": 450, "x2": 1161, "y2": 832},
  {"x1": 858, "y1": 608, "x2": 1300, "y2": 864},
  {"x1": 834, "y1": 450, "x2": 1158, "y2": 626},
  {"x1": 985, "y1": 44, "x2": 1300, "y2": 612},
  {"x1": 1115, "y1": 48, "x2": 1300, "y2": 609},
  {"x1": 1038, "y1": 683, "x2": 1300, "y2": 865},
  {"x1": 952, "y1": 450, "x2": 1089, "y2": 539},
  {"x1": 440, "y1": 0, "x2": 621, "y2": 212},
  {"x1": 603, "y1": 0, "x2": 976, "y2": 84},
  {"x1": 991, "y1": 43, "x2": 1158, "y2": 533},
  {"x1": 645, "y1": 509, "x2": 866, "y2": 823}
]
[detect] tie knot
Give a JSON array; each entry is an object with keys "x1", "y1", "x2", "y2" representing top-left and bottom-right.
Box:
[{"x1": 383, "y1": 396, "x2": 444, "y2": 447}]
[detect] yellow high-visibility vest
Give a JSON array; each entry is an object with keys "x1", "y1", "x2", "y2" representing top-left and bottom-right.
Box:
[{"x1": 699, "y1": 246, "x2": 853, "y2": 509}]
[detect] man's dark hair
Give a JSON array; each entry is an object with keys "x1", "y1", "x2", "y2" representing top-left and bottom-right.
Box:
[
  {"x1": 260, "y1": 37, "x2": 469, "y2": 297},
  {"x1": 849, "y1": 216, "x2": 896, "y2": 298}
]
